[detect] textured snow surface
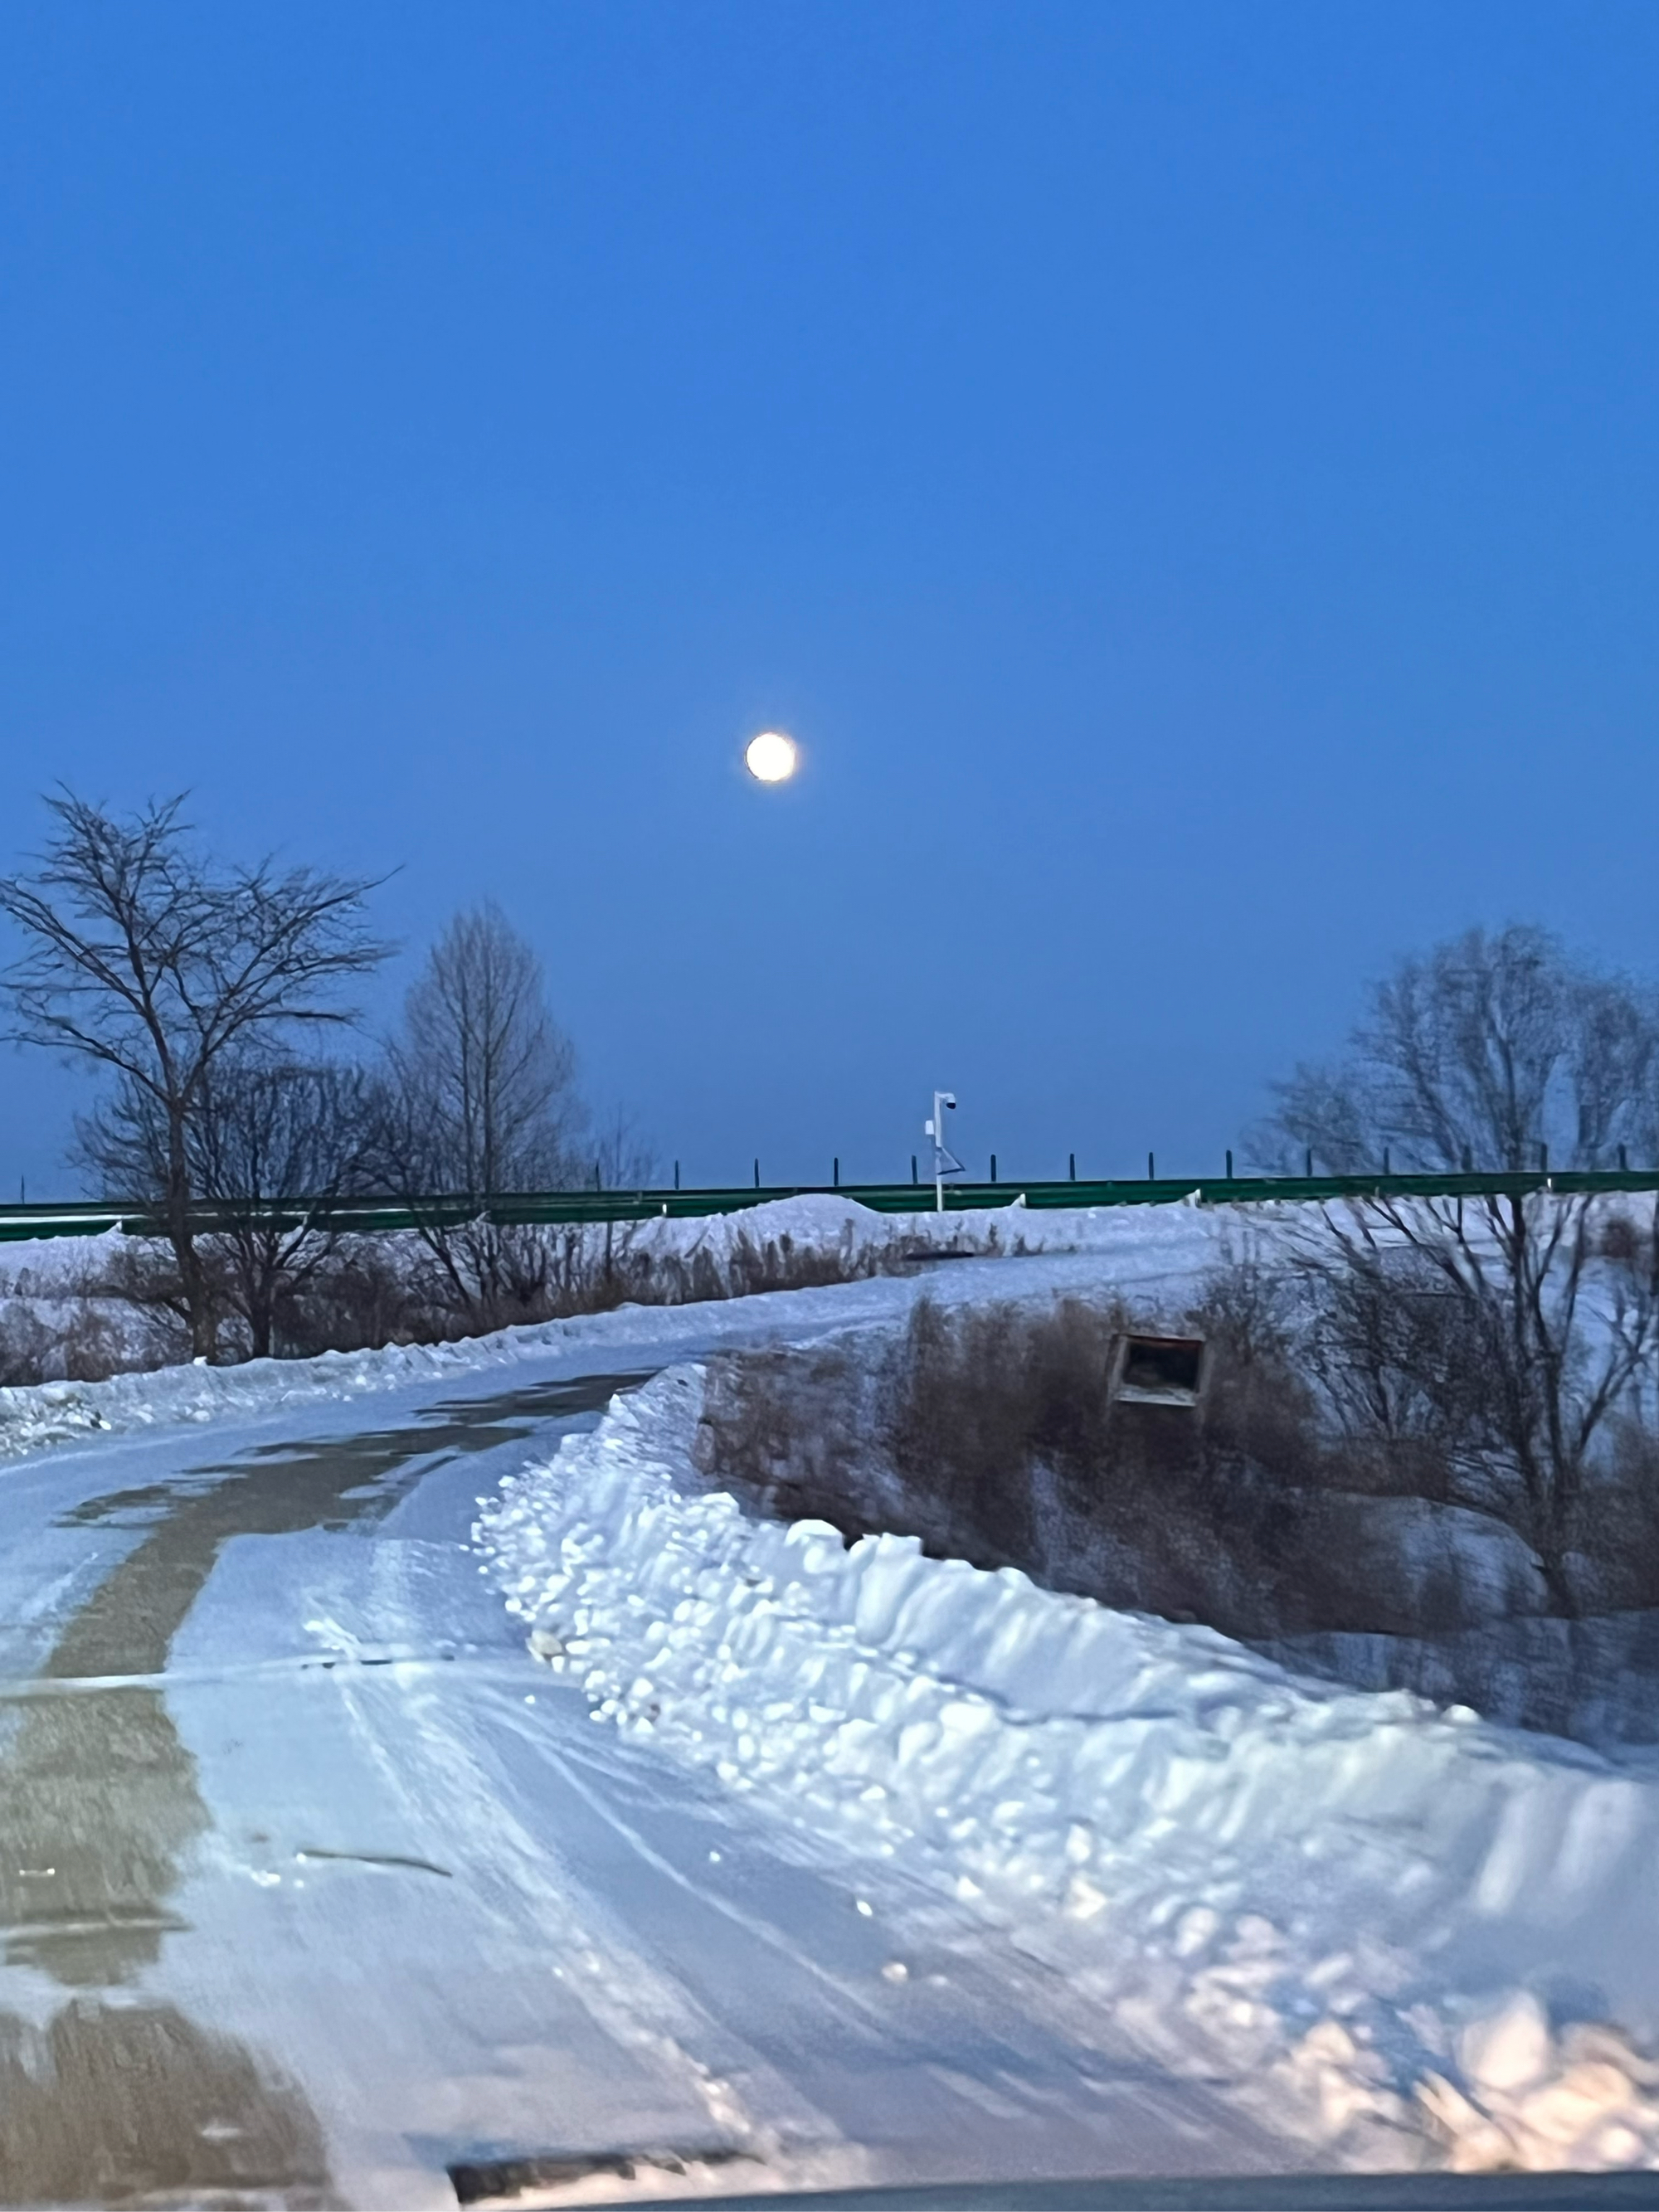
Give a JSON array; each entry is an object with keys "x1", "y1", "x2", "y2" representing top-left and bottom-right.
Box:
[
  {"x1": 0, "y1": 1226, "x2": 128, "y2": 1286},
  {"x1": 477, "y1": 1363, "x2": 1659, "y2": 2172}
]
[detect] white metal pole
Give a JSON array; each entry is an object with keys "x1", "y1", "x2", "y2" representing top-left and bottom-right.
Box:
[{"x1": 925, "y1": 1091, "x2": 958, "y2": 1213}]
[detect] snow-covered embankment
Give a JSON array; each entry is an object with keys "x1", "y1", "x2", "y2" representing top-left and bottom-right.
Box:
[{"x1": 477, "y1": 1360, "x2": 1659, "y2": 2176}]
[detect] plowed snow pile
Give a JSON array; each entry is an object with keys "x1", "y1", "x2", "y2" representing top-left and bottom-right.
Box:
[{"x1": 478, "y1": 1363, "x2": 1659, "y2": 2174}]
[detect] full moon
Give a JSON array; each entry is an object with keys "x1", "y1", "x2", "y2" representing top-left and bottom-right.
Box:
[{"x1": 744, "y1": 730, "x2": 799, "y2": 784}]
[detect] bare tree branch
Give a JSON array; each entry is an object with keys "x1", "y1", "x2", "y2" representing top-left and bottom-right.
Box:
[
  {"x1": 0, "y1": 790, "x2": 393, "y2": 1358},
  {"x1": 1262, "y1": 926, "x2": 1659, "y2": 1612},
  {"x1": 370, "y1": 902, "x2": 587, "y2": 1325}
]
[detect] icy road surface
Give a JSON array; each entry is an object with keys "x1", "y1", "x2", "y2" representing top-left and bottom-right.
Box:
[{"x1": 0, "y1": 1242, "x2": 1301, "y2": 2210}]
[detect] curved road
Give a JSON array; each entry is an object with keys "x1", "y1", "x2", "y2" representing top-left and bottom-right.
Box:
[{"x1": 0, "y1": 1324, "x2": 1287, "y2": 2209}]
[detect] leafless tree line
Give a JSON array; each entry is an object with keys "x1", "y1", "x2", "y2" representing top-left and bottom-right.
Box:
[
  {"x1": 0, "y1": 792, "x2": 648, "y2": 1361},
  {"x1": 1258, "y1": 924, "x2": 1659, "y2": 1614}
]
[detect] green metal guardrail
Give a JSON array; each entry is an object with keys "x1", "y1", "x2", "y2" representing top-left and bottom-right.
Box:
[
  {"x1": 0, "y1": 1171, "x2": 1656, "y2": 1242},
  {"x1": 607, "y1": 2170, "x2": 1659, "y2": 2211}
]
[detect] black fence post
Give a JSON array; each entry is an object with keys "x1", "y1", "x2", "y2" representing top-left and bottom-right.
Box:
[
  {"x1": 1068, "y1": 1152, "x2": 1076, "y2": 1181},
  {"x1": 674, "y1": 1160, "x2": 680, "y2": 1191},
  {"x1": 1148, "y1": 1151, "x2": 1155, "y2": 1181},
  {"x1": 753, "y1": 1159, "x2": 760, "y2": 1189},
  {"x1": 990, "y1": 1154, "x2": 998, "y2": 1184},
  {"x1": 1305, "y1": 1148, "x2": 1312, "y2": 1179},
  {"x1": 1383, "y1": 1147, "x2": 1390, "y2": 1176},
  {"x1": 1226, "y1": 1149, "x2": 1233, "y2": 1179},
  {"x1": 911, "y1": 1155, "x2": 918, "y2": 1184},
  {"x1": 1619, "y1": 1144, "x2": 1629, "y2": 1172},
  {"x1": 833, "y1": 1157, "x2": 839, "y2": 1187},
  {"x1": 1540, "y1": 1141, "x2": 1549, "y2": 1174}
]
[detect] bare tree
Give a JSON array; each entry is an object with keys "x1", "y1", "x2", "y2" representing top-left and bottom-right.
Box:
[
  {"x1": 583, "y1": 1106, "x2": 657, "y2": 1192},
  {"x1": 197, "y1": 1059, "x2": 378, "y2": 1359},
  {"x1": 390, "y1": 903, "x2": 581, "y2": 1194},
  {"x1": 1259, "y1": 926, "x2": 1659, "y2": 1610},
  {"x1": 376, "y1": 903, "x2": 586, "y2": 1324},
  {"x1": 78, "y1": 1057, "x2": 378, "y2": 1360},
  {"x1": 0, "y1": 793, "x2": 391, "y2": 1359},
  {"x1": 1262, "y1": 924, "x2": 1659, "y2": 1176}
]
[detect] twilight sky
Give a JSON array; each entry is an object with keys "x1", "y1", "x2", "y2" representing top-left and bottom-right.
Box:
[{"x1": 2, "y1": 0, "x2": 1656, "y2": 1194}]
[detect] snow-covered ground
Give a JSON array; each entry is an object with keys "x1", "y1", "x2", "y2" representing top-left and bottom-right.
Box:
[
  {"x1": 0, "y1": 1190, "x2": 1214, "y2": 1299},
  {"x1": 0, "y1": 1195, "x2": 1232, "y2": 1462},
  {"x1": 0, "y1": 1190, "x2": 1167, "y2": 1325},
  {"x1": 0, "y1": 1218, "x2": 1285, "y2": 2209},
  {"x1": 4, "y1": 1198, "x2": 1657, "y2": 2200}
]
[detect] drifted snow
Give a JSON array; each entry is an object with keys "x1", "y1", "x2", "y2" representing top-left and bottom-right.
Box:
[{"x1": 477, "y1": 1362, "x2": 1659, "y2": 2173}]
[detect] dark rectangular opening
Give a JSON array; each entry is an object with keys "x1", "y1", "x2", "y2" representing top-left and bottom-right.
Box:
[
  {"x1": 1112, "y1": 1334, "x2": 1206, "y2": 1407},
  {"x1": 450, "y1": 2146, "x2": 753, "y2": 2205}
]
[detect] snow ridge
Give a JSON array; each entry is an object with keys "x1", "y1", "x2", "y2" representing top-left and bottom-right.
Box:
[{"x1": 477, "y1": 1364, "x2": 1659, "y2": 2174}]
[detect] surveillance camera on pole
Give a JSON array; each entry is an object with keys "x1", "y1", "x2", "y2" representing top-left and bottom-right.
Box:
[{"x1": 922, "y1": 1090, "x2": 961, "y2": 1214}]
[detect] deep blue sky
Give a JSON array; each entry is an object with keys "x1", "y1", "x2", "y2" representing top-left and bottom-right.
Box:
[{"x1": 2, "y1": 1, "x2": 1656, "y2": 1195}]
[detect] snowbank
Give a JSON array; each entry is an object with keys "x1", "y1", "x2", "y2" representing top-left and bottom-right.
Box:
[
  {"x1": 617, "y1": 1190, "x2": 1217, "y2": 1264},
  {"x1": 0, "y1": 1227, "x2": 127, "y2": 1291},
  {"x1": 477, "y1": 1364, "x2": 1659, "y2": 2173}
]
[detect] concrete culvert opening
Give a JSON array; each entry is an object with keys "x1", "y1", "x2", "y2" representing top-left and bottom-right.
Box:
[{"x1": 1111, "y1": 1333, "x2": 1207, "y2": 1407}]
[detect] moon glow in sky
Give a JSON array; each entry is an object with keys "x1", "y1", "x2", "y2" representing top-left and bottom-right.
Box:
[{"x1": 744, "y1": 730, "x2": 799, "y2": 784}]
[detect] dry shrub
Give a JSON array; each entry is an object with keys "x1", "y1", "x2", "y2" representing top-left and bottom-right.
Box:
[
  {"x1": 877, "y1": 1279, "x2": 1365, "y2": 1626},
  {"x1": 695, "y1": 1282, "x2": 1337, "y2": 1626},
  {"x1": 885, "y1": 1296, "x2": 1124, "y2": 1568},
  {"x1": 395, "y1": 1221, "x2": 896, "y2": 1347},
  {"x1": 0, "y1": 1294, "x2": 178, "y2": 1385},
  {"x1": 2, "y1": 1216, "x2": 904, "y2": 1377},
  {"x1": 272, "y1": 1241, "x2": 431, "y2": 1357},
  {"x1": 0, "y1": 1308, "x2": 54, "y2": 1387},
  {"x1": 693, "y1": 1342, "x2": 883, "y2": 1542},
  {"x1": 1570, "y1": 1418, "x2": 1659, "y2": 1612},
  {"x1": 692, "y1": 1271, "x2": 1611, "y2": 1644},
  {"x1": 654, "y1": 1227, "x2": 906, "y2": 1307},
  {"x1": 80, "y1": 1240, "x2": 198, "y2": 1344},
  {"x1": 693, "y1": 1262, "x2": 1659, "y2": 1740},
  {"x1": 54, "y1": 1302, "x2": 140, "y2": 1383}
]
